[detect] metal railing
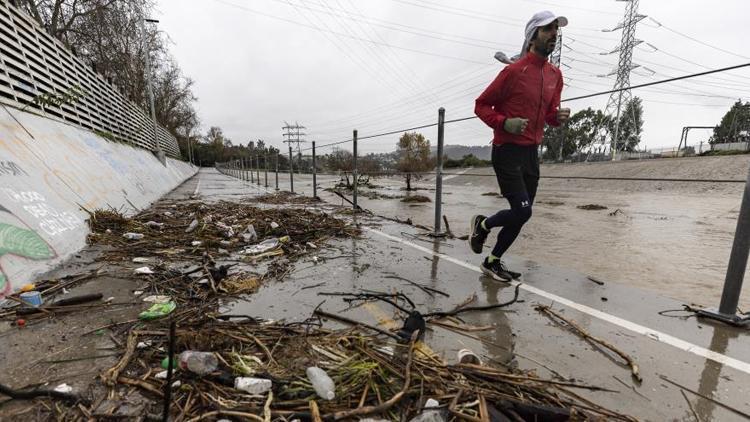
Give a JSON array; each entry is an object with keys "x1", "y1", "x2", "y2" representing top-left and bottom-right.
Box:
[{"x1": 0, "y1": 2, "x2": 180, "y2": 157}]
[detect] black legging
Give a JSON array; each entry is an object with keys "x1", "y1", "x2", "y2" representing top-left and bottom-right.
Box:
[{"x1": 484, "y1": 191, "x2": 534, "y2": 258}]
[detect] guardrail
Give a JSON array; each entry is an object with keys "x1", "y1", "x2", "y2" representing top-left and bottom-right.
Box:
[{"x1": 0, "y1": 2, "x2": 180, "y2": 157}]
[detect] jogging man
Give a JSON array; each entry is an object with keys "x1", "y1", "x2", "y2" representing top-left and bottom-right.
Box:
[{"x1": 470, "y1": 11, "x2": 571, "y2": 281}]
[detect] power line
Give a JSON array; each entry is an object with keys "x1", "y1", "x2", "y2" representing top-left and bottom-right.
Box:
[
  {"x1": 308, "y1": 62, "x2": 750, "y2": 151},
  {"x1": 648, "y1": 17, "x2": 750, "y2": 61},
  {"x1": 212, "y1": 0, "x2": 491, "y2": 64}
]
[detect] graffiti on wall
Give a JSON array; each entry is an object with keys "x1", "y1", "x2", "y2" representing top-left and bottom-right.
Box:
[
  {"x1": 1, "y1": 188, "x2": 80, "y2": 236},
  {"x1": 0, "y1": 204, "x2": 55, "y2": 297}
]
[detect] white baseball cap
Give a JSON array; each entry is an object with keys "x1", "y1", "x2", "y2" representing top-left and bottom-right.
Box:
[{"x1": 520, "y1": 11, "x2": 568, "y2": 57}]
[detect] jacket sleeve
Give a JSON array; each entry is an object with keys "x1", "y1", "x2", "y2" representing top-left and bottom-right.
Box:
[
  {"x1": 475, "y1": 67, "x2": 513, "y2": 131},
  {"x1": 545, "y1": 70, "x2": 564, "y2": 126}
]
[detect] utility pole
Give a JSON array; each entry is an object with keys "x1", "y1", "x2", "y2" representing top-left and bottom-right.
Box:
[
  {"x1": 282, "y1": 121, "x2": 306, "y2": 173},
  {"x1": 600, "y1": 0, "x2": 645, "y2": 160}
]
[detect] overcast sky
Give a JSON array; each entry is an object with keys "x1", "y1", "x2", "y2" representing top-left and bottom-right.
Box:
[{"x1": 155, "y1": 0, "x2": 750, "y2": 155}]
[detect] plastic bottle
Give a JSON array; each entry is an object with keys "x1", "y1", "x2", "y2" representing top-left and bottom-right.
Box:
[
  {"x1": 178, "y1": 351, "x2": 218, "y2": 375},
  {"x1": 306, "y1": 366, "x2": 335, "y2": 400},
  {"x1": 408, "y1": 399, "x2": 445, "y2": 422},
  {"x1": 234, "y1": 377, "x2": 272, "y2": 394}
]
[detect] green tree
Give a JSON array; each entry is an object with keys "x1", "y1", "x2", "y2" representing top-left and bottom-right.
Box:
[
  {"x1": 710, "y1": 99, "x2": 750, "y2": 144},
  {"x1": 396, "y1": 132, "x2": 432, "y2": 190},
  {"x1": 543, "y1": 108, "x2": 611, "y2": 160},
  {"x1": 613, "y1": 96, "x2": 644, "y2": 152}
]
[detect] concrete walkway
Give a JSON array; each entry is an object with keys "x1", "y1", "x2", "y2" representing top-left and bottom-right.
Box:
[{"x1": 194, "y1": 168, "x2": 750, "y2": 421}]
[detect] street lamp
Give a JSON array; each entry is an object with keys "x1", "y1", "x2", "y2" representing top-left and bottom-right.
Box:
[{"x1": 142, "y1": 16, "x2": 165, "y2": 164}]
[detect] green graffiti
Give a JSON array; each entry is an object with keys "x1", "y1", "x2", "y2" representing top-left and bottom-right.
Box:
[
  {"x1": 0, "y1": 223, "x2": 54, "y2": 260},
  {"x1": 0, "y1": 273, "x2": 5, "y2": 290}
]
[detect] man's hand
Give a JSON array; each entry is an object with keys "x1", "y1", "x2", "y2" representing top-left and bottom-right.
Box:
[
  {"x1": 557, "y1": 108, "x2": 571, "y2": 124},
  {"x1": 503, "y1": 117, "x2": 529, "y2": 135}
]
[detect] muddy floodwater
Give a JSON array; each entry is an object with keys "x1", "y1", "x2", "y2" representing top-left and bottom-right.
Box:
[{"x1": 292, "y1": 155, "x2": 750, "y2": 309}]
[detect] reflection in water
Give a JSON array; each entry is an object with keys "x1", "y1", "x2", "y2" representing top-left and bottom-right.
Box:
[
  {"x1": 695, "y1": 326, "x2": 740, "y2": 421},
  {"x1": 477, "y1": 277, "x2": 516, "y2": 367}
]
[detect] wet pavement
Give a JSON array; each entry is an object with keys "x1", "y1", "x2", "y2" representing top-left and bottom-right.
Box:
[
  {"x1": 266, "y1": 166, "x2": 750, "y2": 310},
  {"x1": 205, "y1": 167, "x2": 750, "y2": 421},
  {"x1": 2, "y1": 167, "x2": 748, "y2": 421}
]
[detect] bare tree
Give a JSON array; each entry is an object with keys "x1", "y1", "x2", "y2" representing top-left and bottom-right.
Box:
[{"x1": 396, "y1": 132, "x2": 432, "y2": 190}]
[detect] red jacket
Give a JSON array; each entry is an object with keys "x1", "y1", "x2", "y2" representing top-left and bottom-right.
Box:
[{"x1": 475, "y1": 52, "x2": 564, "y2": 146}]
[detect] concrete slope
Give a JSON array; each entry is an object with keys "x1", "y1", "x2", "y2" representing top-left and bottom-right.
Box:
[{"x1": 0, "y1": 106, "x2": 197, "y2": 297}]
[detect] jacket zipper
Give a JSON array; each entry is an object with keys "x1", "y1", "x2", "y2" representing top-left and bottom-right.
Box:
[{"x1": 537, "y1": 65, "x2": 544, "y2": 142}]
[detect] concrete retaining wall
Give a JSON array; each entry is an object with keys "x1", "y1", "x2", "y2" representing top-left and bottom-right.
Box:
[{"x1": 0, "y1": 106, "x2": 197, "y2": 297}]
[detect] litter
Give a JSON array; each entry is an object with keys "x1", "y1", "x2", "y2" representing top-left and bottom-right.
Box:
[
  {"x1": 134, "y1": 266, "x2": 154, "y2": 275},
  {"x1": 132, "y1": 257, "x2": 150, "y2": 263},
  {"x1": 138, "y1": 302, "x2": 176, "y2": 320},
  {"x1": 234, "y1": 377, "x2": 272, "y2": 394},
  {"x1": 144, "y1": 221, "x2": 164, "y2": 229},
  {"x1": 185, "y1": 218, "x2": 199, "y2": 233},
  {"x1": 122, "y1": 232, "x2": 144, "y2": 240},
  {"x1": 53, "y1": 384, "x2": 73, "y2": 394},
  {"x1": 142, "y1": 295, "x2": 171, "y2": 304},
  {"x1": 179, "y1": 351, "x2": 218, "y2": 375}
]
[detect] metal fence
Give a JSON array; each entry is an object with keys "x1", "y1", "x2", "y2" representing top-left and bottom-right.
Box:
[{"x1": 0, "y1": 1, "x2": 180, "y2": 157}]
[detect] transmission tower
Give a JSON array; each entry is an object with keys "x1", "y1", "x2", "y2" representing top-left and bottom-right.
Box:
[
  {"x1": 549, "y1": 31, "x2": 563, "y2": 68},
  {"x1": 282, "y1": 121, "x2": 306, "y2": 170},
  {"x1": 600, "y1": 0, "x2": 646, "y2": 160}
]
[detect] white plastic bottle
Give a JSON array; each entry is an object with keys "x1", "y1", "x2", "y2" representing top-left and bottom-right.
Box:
[
  {"x1": 178, "y1": 351, "x2": 218, "y2": 375},
  {"x1": 306, "y1": 366, "x2": 335, "y2": 400},
  {"x1": 408, "y1": 399, "x2": 445, "y2": 422},
  {"x1": 234, "y1": 377, "x2": 272, "y2": 394}
]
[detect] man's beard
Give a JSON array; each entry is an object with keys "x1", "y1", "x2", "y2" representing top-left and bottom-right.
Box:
[{"x1": 533, "y1": 40, "x2": 555, "y2": 57}]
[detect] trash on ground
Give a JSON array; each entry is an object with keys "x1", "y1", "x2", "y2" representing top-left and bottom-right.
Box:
[
  {"x1": 134, "y1": 266, "x2": 154, "y2": 275},
  {"x1": 132, "y1": 257, "x2": 150, "y2": 263},
  {"x1": 53, "y1": 384, "x2": 73, "y2": 394},
  {"x1": 179, "y1": 351, "x2": 218, "y2": 375},
  {"x1": 19, "y1": 291, "x2": 43, "y2": 307},
  {"x1": 138, "y1": 301, "x2": 176, "y2": 320},
  {"x1": 144, "y1": 221, "x2": 164, "y2": 229},
  {"x1": 141, "y1": 295, "x2": 171, "y2": 304},
  {"x1": 122, "y1": 232, "x2": 144, "y2": 240},
  {"x1": 185, "y1": 218, "x2": 199, "y2": 233},
  {"x1": 306, "y1": 366, "x2": 336, "y2": 400},
  {"x1": 234, "y1": 377, "x2": 272, "y2": 394}
]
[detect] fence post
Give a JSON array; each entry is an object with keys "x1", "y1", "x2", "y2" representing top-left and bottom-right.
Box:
[
  {"x1": 256, "y1": 154, "x2": 261, "y2": 186},
  {"x1": 434, "y1": 108, "x2": 445, "y2": 235},
  {"x1": 312, "y1": 141, "x2": 318, "y2": 199},
  {"x1": 264, "y1": 153, "x2": 269, "y2": 188},
  {"x1": 698, "y1": 164, "x2": 750, "y2": 326},
  {"x1": 275, "y1": 153, "x2": 279, "y2": 191},
  {"x1": 289, "y1": 146, "x2": 294, "y2": 193},
  {"x1": 353, "y1": 130, "x2": 358, "y2": 211}
]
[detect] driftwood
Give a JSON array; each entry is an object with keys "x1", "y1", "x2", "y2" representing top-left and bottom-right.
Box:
[{"x1": 536, "y1": 305, "x2": 642, "y2": 383}]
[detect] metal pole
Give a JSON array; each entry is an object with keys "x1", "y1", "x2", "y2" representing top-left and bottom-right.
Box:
[
  {"x1": 264, "y1": 154, "x2": 269, "y2": 188},
  {"x1": 250, "y1": 156, "x2": 254, "y2": 183},
  {"x1": 352, "y1": 130, "x2": 358, "y2": 210},
  {"x1": 141, "y1": 17, "x2": 164, "y2": 164},
  {"x1": 275, "y1": 153, "x2": 279, "y2": 191},
  {"x1": 698, "y1": 164, "x2": 750, "y2": 326},
  {"x1": 289, "y1": 146, "x2": 294, "y2": 193},
  {"x1": 434, "y1": 108, "x2": 445, "y2": 235},
  {"x1": 256, "y1": 154, "x2": 261, "y2": 186},
  {"x1": 312, "y1": 141, "x2": 318, "y2": 199}
]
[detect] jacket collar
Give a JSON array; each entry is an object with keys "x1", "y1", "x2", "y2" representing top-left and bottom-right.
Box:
[{"x1": 522, "y1": 51, "x2": 549, "y2": 67}]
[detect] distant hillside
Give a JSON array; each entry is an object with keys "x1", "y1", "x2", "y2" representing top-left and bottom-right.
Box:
[{"x1": 430, "y1": 144, "x2": 492, "y2": 160}]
